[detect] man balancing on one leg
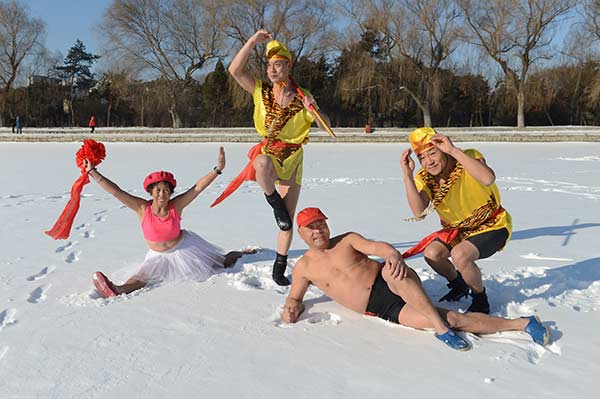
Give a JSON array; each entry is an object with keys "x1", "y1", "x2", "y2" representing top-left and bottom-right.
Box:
[
  {"x1": 211, "y1": 29, "x2": 332, "y2": 286},
  {"x1": 400, "y1": 127, "x2": 512, "y2": 313},
  {"x1": 282, "y1": 207, "x2": 548, "y2": 351}
]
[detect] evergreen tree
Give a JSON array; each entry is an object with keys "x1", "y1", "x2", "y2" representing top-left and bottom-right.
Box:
[{"x1": 55, "y1": 39, "x2": 100, "y2": 125}]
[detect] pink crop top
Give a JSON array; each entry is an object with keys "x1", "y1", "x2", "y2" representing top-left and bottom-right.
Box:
[{"x1": 141, "y1": 201, "x2": 181, "y2": 242}]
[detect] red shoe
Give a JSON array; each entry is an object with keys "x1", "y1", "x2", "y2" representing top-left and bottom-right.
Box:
[{"x1": 93, "y1": 272, "x2": 117, "y2": 298}]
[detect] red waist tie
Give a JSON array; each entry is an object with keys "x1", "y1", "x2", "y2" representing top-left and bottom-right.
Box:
[
  {"x1": 210, "y1": 139, "x2": 300, "y2": 207},
  {"x1": 402, "y1": 206, "x2": 505, "y2": 258}
]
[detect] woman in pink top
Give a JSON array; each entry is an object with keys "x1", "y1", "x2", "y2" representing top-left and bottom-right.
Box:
[{"x1": 82, "y1": 147, "x2": 252, "y2": 298}]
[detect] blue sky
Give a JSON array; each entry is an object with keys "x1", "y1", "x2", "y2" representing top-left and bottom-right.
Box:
[
  {"x1": 26, "y1": 0, "x2": 109, "y2": 56},
  {"x1": 24, "y1": 0, "x2": 578, "y2": 77}
]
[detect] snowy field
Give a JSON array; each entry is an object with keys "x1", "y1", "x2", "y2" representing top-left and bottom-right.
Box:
[{"x1": 1, "y1": 141, "x2": 599, "y2": 398}]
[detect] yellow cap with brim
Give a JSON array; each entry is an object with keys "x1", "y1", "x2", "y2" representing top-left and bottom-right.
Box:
[
  {"x1": 266, "y1": 40, "x2": 292, "y2": 62},
  {"x1": 409, "y1": 127, "x2": 437, "y2": 155}
]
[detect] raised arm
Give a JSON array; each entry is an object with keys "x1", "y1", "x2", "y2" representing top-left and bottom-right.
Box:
[
  {"x1": 400, "y1": 148, "x2": 430, "y2": 216},
  {"x1": 345, "y1": 232, "x2": 409, "y2": 280},
  {"x1": 83, "y1": 159, "x2": 146, "y2": 216},
  {"x1": 281, "y1": 258, "x2": 311, "y2": 323},
  {"x1": 229, "y1": 29, "x2": 272, "y2": 93},
  {"x1": 171, "y1": 146, "x2": 225, "y2": 214},
  {"x1": 431, "y1": 134, "x2": 496, "y2": 186}
]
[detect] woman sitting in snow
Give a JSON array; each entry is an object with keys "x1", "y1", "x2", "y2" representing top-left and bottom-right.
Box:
[{"x1": 83, "y1": 146, "x2": 252, "y2": 298}]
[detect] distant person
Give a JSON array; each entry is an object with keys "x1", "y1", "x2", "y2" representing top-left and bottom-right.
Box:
[
  {"x1": 400, "y1": 127, "x2": 512, "y2": 314},
  {"x1": 82, "y1": 146, "x2": 254, "y2": 298},
  {"x1": 10, "y1": 115, "x2": 15, "y2": 134},
  {"x1": 15, "y1": 116, "x2": 22, "y2": 134},
  {"x1": 282, "y1": 207, "x2": 549, "y2": 351},
  {"x1": 212, "y1": 29, "x2": 331, "y2": 286},
  {"x1": 89, "y1": 115, "x2": 96, "y2": 133}
]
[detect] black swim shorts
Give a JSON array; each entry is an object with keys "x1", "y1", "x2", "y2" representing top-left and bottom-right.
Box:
[
  {"x1": 365, "y1": 272, "x2": 406, "y2": 323},
  {"x1": 436, "y1": 228, "x2": 509, "y2": 260}
]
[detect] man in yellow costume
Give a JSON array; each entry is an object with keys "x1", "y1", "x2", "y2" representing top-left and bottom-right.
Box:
[
  {"x1": 212, "y1": 29, "x2": 331, "y2": 286},
  {"x1": 400, "y1": 127, "x2": 512, "y2": 313}
]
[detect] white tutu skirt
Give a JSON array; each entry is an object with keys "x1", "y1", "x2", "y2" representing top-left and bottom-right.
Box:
[{"x1": 112, "y1": 230, "x2": 225, "y2": 284}]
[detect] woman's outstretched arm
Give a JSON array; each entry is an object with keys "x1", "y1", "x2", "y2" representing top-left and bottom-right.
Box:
[
  {"x1": 171, "y1": 146, "x2": 226, "y2": 214},
  {"x1": 83, "y1": 159, "x2": 146, "y2": 217}
]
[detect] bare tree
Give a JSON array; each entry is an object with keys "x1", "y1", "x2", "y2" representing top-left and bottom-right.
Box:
[
  {"x1": 0, "y1": 0, "x2": 45, "y2": 126},
  {"x1": 102, "y1": 0, "x2": 223, "y2": 127},
  {"x1": 582, "y1": 0, "x2": 600, "y2": 41},
  {"x1": 221, "y1": 0, "x2": 336, "y2": 108},
  {"x1": 341, "y1": 0, "x2": 462, "y2": 127},
  {"x1": 459, "y1": 0, "x2": 574, "y2": 127}
]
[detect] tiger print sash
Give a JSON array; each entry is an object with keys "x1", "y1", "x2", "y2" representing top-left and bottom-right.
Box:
[
  {"x1": 418, "y1": 163, "x2": 503, "y2": 241},
  {"x1": 417, "y1": 162, "x2": 464, "y2": 208},
  {"x1": 261, "y1": 82, "x2": 304, "y2": 164}
]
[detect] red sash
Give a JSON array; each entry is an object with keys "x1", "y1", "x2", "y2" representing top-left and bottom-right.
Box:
[
  {"x1": 210, "y1": 139, "x2": 300, "y2": 207},
  {"x1": 402, "y1": 206, "x2": 505, "y2": 258}
]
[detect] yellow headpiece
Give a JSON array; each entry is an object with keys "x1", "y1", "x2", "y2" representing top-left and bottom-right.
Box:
[
  {"x1": 409, "y1": 127, "x2": 437, "y2": 155},
  {"x1": 266, "y1": 40, "x2": 292, "y2": 62}
]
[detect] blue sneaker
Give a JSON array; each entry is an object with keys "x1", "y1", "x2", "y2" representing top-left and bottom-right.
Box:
[
  {"x1": 524, "y1": 316, "x2": 550, "y2": 346},
  {"x1": 435, "y1": 329, "x2": 471, "y2": 351}
]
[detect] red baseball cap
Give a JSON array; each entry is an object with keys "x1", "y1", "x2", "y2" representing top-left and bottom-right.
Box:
[
  {"x1": 297, "y1": 207, "x2": 328, "y2": 228},
  {"x1": 143, "y1": 171, "x2": 177, "y2": 192}
]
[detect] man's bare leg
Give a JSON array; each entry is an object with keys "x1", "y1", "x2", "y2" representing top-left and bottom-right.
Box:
[
  {"x1": 276, "y1": 175, "x2": 301, "y2": 255},
  {"x1": 270, "y1": 175, "x2": 301, "y2": 285},
  {"x1": 450, "y1": 241, "x2": 484, "y2": 293},
  {"x1": 423, "y1": 241, "x2": 457, "y2": 281},
  {"x1": 253, "y1": 154, "x2": 277, "y2": 194},
  {"x1": 398, "y1": 306, "x2": 527, "y2": 334},
  {"x1": 450, "y1": 240, "x2": 490, "y2": 313},
  {"x1": 254, "y1": 154, "x2": 292, "y2": 232},
  {"x1": 384, "y1": 268, "x2": 449, "y2": 335}
]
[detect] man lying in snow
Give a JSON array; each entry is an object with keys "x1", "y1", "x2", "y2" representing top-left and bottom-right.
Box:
[{"x1": 281, "y1": 207, "x2": 550, "y2": 351}]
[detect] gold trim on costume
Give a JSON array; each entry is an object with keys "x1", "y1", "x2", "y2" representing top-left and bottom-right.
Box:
[{"x1": 261, "y1": 82, "x2": 304, "y2": 164}]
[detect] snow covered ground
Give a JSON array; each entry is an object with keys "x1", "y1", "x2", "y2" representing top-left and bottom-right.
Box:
[{"x1": 1, "y1": 141, "x2": 599, "y2": 398}]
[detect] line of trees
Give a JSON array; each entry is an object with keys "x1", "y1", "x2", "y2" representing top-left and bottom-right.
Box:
[{"x1": 3, "y1": 0, "x2": 600, "y2": 129}]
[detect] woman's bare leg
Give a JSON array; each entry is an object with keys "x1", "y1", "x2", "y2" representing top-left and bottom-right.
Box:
[
  {"x1": 115, "y1": 278, "x2": 147, "y2": 295},
  {"x1": 223, "y1": 248, "x2": 258, "y2": 268}
]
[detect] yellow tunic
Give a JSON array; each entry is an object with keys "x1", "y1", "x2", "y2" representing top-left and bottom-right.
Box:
[
  {"x1": 414, "y1": 149, "x2": 512, "y2": 248},
  {"x1": 252, "y1": 79, "x2": 315, "y2": 184}
]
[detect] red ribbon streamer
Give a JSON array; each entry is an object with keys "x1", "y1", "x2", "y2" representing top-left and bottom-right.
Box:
[{"x1": 45, "y1": 139, "x2": 106, "y2": 239}]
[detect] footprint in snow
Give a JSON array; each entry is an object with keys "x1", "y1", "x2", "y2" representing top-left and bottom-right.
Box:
[
  {"x1": 26, "y1": 266, "x2": 55, "y2": 281},
  {"x1": 55, "y1": 240, "x2": 78, "y2": 253},
  {"x1": 0, "y1": 309, "x2": 17, "y2": 331},
  {"x1": 81, "y1": 230, "x2": 95, "y2": 239},
  {"x1": 27, "y1": 284, "x2": 51, "y2": 304},
  {"x1": 64, "y1": 251, "x2": 81, "y2": 263}
]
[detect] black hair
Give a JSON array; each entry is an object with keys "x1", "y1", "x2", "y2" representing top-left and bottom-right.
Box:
[{"x1": 146, "y1": 181, "x2": 175, "y2": 194}]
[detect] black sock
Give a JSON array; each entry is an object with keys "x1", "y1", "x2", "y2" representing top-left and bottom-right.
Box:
[
  {"x1": 272, "y1": 253, "x2": 291, "y2": 286},
  {"x1": 265, "y1": 190, "x2": 292, "y2": 231}
]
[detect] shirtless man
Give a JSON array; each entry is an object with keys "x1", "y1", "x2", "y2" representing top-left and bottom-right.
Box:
[{"x1": 282, "y1": 207, "x2": 550, "y2": 351}]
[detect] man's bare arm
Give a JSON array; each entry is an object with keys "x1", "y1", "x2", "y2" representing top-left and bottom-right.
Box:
[
  {"x1": 400, "y1": 149, "x2": 430, "y2": 216},
  {"x1": 431, "y1": 134, "x2": 496, "y2": 186},
  {"x1": 345, "y1": 233, "x2": 409, "y2": 280},
  {"x1": 282, "y1": 258, "x2": 310, "y2": 323}
]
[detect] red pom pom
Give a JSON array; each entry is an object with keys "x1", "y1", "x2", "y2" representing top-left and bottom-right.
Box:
[{"x1": 76, "y1": 139, "x2": 106, "y2": 173}]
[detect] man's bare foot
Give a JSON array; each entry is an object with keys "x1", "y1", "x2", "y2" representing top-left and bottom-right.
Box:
[{"x1": 223, "y1": 248, "x2": 258, "y2": 268}]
